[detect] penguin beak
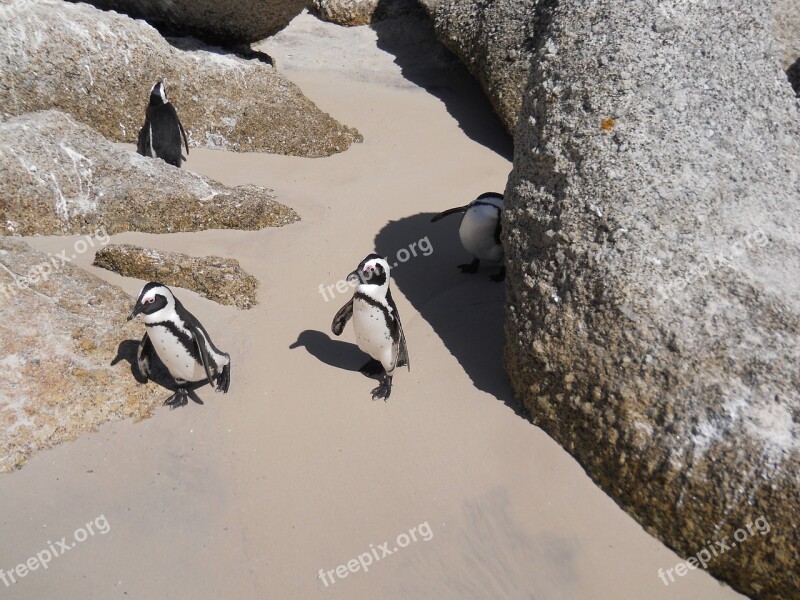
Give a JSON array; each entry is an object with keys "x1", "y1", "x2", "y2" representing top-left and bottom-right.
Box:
[
  {"x1": 346, "y1": 269, "x2": 362, "y2": 285},
  {"x1": 127, "y1": 302, "x2": 145, "y2": 321}
]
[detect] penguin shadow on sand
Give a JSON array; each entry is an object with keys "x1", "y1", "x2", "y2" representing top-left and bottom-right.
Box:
[
  {"x1": 374, "y1": 213, "x2": 525, "y2": 417},
  {"x1": 111, "y1": 340, "x2": 206, "y2": 407},
  {"x1": 371, "y1": 0, "x2": 513, "y2": 159},
  {"x1": 289, "y1": 330, "x2": 370, "y2": 374}
]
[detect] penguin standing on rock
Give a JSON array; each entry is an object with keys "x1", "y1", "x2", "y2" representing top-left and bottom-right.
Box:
[
  {"x1": 137, "y1": 80, "x2": 189, "y2": 168},
  {"x1": 431, "y1": 192, "x2": 505, "y2": 281},
  {"x1": 332, "y1": 254, "x2": 409, "y2": 401},
  {"x1": 128, "y1": 282, "x2": 230, "y2": 407}
]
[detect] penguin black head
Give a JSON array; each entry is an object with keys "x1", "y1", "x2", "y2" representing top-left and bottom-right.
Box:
[
  {"x1": 347, "y1": 254, "x2": 389, "y2": 290},
  {"x1": 128, "y1": 282, "x2": 174, "y2": 321},
  {"x1": 149, "y1": 81, "x2": 168, "y2": 107}
]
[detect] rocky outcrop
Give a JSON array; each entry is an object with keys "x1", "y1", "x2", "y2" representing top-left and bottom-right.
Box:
[
  {"x1": 503, "y1": 1, "x2": 800, "y2": 598},
  {"x1": 0, "y1": 238, "x2": 162, "y2": 472},
  {"x1": 94, "y1": 245, "x2": 259, "y2": 310},
  {"x1": 309, "y1": 0, "x2": 382, "y2": 26},
  {"x1": 0, "y1": 111, "x2": 299, "y2": 236},
  {"x1": 418, "y1": 0, "x2": 539, "y2": 134},
  {"x1": 69, "y1": 0, "x2": 307, "y2": 45},
  {"x1": 0, "y1": 0, "x2": 362, "y2": 156}
]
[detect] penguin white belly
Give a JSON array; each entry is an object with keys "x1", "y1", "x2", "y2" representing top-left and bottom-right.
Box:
[
  {"x1": 352, "y1": 299, "x2": 394, "y2": 369},
  {"x1": 147, "y1": 325, "x2": 206, "y2": 382},
  {"x1": 459, "y1": 206, "x2": 503, "y2": 263}
]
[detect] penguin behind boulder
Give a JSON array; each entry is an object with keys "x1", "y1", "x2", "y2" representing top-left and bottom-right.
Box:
[
  {"x1": 128, "y1": 282, "x2": 230, "y2": 407},
  {"x1": 431, "y1": 192, "x2": 505, "y2": 281},
  {"x1": 331, "y1": 254, "x2": 409, "y2": 401},
  {"x1": 137, "y1": 81, "x2": 189, "y2": 168}
]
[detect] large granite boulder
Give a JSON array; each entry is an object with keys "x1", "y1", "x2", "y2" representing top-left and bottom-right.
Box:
[
  {"x1": 68, "y1": 0, "x2": 307, "y2": 44},
  {"x1": 418, "y1": 0, "x2": 539, "y2": 134},
  {"x1": 0, "y1": 238, "x2": 162, "y2": 472},
  {"x1": 94, "y1": 244, "x2": 260, "y2": 310},
  {"x1": 0, "y1": 111, "x2": 299, "y2": 236},
  {"x1": 503, "y1": 1, "x2": 800, "y2": 598},
  {"x1": 0, "y1": 0, "x2": 361, "y2": 156}
]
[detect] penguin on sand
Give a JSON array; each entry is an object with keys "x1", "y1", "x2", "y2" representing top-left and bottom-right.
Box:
[
  {"x1": 331, "y1": 254, "x2": 409, "y2": 401},
  {"x1": 128, "y1": 282, "x2": 230, "y2": 407},
  {"x1": 137, "y1": 80, "x2": 189, "y2": 168},
  {"x1": 431, "y1": 192, "x2": 505, "y2": 281}
]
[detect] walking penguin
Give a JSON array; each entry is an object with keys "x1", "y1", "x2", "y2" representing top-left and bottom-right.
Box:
[
  {"x1": 136, "y1": 80, "x2": 189, "y2": 168},
  {"x1": 431, "y1": 192, "x2": 505, "y2": 281},
  {"x1": 128, "y1": 282, "x2": 231, "y2": 407},
  {"x1": 331, "y1": 254, "x2": 409, "y2": 401}
]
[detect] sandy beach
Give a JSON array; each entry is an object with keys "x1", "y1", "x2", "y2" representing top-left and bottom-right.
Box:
[{"x1": 0, "y1": 13, "x2": 744, "y2": 599}]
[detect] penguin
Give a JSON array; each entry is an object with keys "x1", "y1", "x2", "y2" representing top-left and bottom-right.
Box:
[
  {"x1": 127, "y1": 282, "x2": 230, "y2": 407},
  {"x1": 136, "y1": 80, "x2": 189, "y2": 168},
  {"x1": 331, "y1": 254, "x2": 409, "y2": 401},
  {"x1": 431, "y1": 192, "x2": 505, "y2": 281}
]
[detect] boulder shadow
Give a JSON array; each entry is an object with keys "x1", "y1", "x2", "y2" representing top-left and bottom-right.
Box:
[
  {"x1": 374, "y1": 213, "x2": 525, "y2": 417},
  {"x1": 371, "y1": 0, "x2": 513, "y2": 159}
]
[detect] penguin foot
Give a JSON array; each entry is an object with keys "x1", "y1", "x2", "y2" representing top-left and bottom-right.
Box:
[
  {"x1": 359, "y1": 359, "x2": 384, "y2": 377},
  {"x1": 458, "y1": 258, "x2": 480, "y2": 274},
  {"x1": 216, "y1": 363, "x2": 231, "y2": 393},
  {"x1": 371, "y1": 375, "x2": 392, "y2": 401},
  {"x1": 490, "y1": 266, "x2": 506, "y2": 282},
  {"x1": 164, "y1": 387, "x2": 189, "y2": 408}
]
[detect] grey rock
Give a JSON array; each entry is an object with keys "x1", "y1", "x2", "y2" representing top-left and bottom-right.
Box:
[
  {"x1": 0, "y1": 111, "x2": 299, "y2": 236},
  {"x1": 309, "y1": 0, "x2": 382, "y2": 26},
  {"x1": 67, "y1": 0, "x2": 307, "y2": 44},
  {"x1": 0, "y1": 0, "x2": 362, "y2": 156},
  {"x1": 418, "y1": 0, "x2": 542, "y2": 134},
  {"x1": 0, "y1": 238, "x2": 162, "y2": 472},
  {"x1": 503, "y1": 1, "x2": 800, "y2": 598},
  {"x1": 94, "y1": 244, "x2": 260, "y2": 310}
]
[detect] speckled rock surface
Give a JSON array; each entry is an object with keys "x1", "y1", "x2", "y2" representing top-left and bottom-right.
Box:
[
  {"x1": 0, "y1": 0, "x2": 362, "y2": 156},
  {"x1": 503, "y1": 1, "x2": 800, "y2": 598},
  {"x1": 69, "y1": 0, "x2": 307, "y2": 44},
  {"x1": 309, "y1": 0, "x2": 382, "y2": 26},
  {"x1": 94, "y1": 245, "x2": 259, "y2": 310},
  {"x1": 0, "y1": 111, "x2": 299, "y2": 236},
  {"x1": 418, "y1": 0, "x2": 540, "y2": 134},
  {"x1": 0, "y1": 238, "x2": 162, "y2": 472}
]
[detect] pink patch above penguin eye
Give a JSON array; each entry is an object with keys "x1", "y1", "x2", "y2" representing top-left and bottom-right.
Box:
[{"x1": 145, "y1": 297, "x2": 155, "y2": 304}]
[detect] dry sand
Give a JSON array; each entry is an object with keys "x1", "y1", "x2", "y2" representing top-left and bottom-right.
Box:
[{"x1": 0, "y1": 13, "x2": 744, "y2": 600}]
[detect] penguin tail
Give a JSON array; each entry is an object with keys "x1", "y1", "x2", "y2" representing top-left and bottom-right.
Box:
[
  {"x1": 216, "y1": 360, "x2": 231, "y2": 393},
  {"x1": 431, "y1": 205, "x2": 469, "y2": 222}
]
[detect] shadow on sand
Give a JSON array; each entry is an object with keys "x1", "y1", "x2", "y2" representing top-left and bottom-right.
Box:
[
  {"x1": 112, "y1": 339, "x2": 208, "y2": 407},
  {"x1": 371, "y1": 0, "x2": 513, "y2": 159},
  {"x1": 374, "y1": 212, "x2": 525, "y2": 417}
]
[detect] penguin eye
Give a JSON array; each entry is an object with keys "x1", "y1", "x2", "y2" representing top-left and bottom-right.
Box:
[{"x1": 144, "y1": 297, "x2": 155, "y2": 304}]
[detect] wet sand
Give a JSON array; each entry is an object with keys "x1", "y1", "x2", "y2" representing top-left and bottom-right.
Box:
[{"x1": 0, "y1": 13, "x2": 743, "y2": 600}]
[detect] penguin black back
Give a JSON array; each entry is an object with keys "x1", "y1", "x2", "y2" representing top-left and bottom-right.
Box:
[{"x1": 137, "y1": 81, "x2": 189, "y2": 168}]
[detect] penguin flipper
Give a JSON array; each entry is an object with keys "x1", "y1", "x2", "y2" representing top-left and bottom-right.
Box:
[
  {"x1": 136, "y1": 331, "x2": 154, "y2": 380},
  {"x1": 431, "y1": 205, "x2": 469, "y2": 223},
  {"x1": 331, "y1": 299, "x2": 353, "y2": 336},
  {"x1": 189, "y1": 326, "x2": 217, "y2": 386},
  {"x1": 386, "y1": 289, "x2": 410, "y2": 371},
  {"x1": 136, "y1": 121, "x2": 150, "y2": 157}
]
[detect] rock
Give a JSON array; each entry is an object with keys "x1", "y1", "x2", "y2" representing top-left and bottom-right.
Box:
[
  {"x1": 68, "y1": 0, "x2": 307, "y2": 45},
  {"x1": 0, "y1": 238, "x2": 162, "y2": 472},
  {"x1": 309, "y1": 0, "x2": 382, "y2": 26},
  {"x1": 94, "y1": 244, "x2": 259, "y2": 310},
  {"x1": 0, "y1": 110, "x2": 299, "y2": 236},
  {"x1": 0, "y1": 0, "x2": 362, "y2": 156},
  {"x1": 418, "y1": 0, "x2": 540, "y2": 134},
  {"x1": 774, "y1": 0, "x2": 800, "y2": 93},
  {"x1": 503, "y1": 1, "x2": 800, "y2": 598},
  {"x1": 309, "y1": 0, "x2": 418, "y2": 26}
]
